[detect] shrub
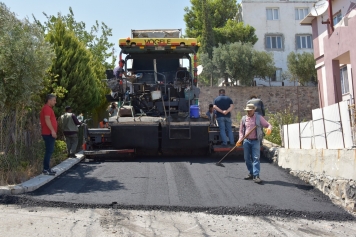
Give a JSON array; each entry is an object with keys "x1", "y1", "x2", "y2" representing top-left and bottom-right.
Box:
[{"x1": 264, "y1": 108, "x2": 298, "y2": 145}]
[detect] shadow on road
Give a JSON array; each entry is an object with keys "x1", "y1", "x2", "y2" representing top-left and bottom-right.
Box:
[
  {"x1": 261, "y1": 180, "x2": 314, "y2": 190},
  {"x1": 30, "y1": 163, "x2": 126, "y2": 196},
  {"x1": 87, "y1": 153, "x2": 271, "y2": 165}
]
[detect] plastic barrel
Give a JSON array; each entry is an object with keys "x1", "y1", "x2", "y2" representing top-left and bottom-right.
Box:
[{"x1": 190, "y1": 105, "x2": 200, "y2": 118}]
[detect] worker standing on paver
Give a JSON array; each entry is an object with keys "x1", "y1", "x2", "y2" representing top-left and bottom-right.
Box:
[
  {"x1": 246, "y1": 95, "x2": 265, "y2": 116},
  {"x1": 107, "y1": 102, "x2": 118, "y2": 117},
  {"x1": 60, "y1": 106, "x2": 82, "y2": 158},
  {"x1": 99, "y1": 118, "x2": 109, "y2": 128},
  {"x1": 110, "y1": 60, "x2": 137, "y2": 99},
  {"x1": 213, "y1": 89, "x2": 234, "y2": 146},
  {"x1": 40, "y1": 94, "x2": 57, "y2": 175},
  {"x1": 206, "y1": 104, "x2": 217, "y2": 126},
  {"x1": 237, "y1": 104, "x2": 272, "y2": 183}
]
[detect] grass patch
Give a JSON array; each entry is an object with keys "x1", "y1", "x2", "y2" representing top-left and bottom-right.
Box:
[{"x1": 264, "y1": 108, "x2": 299, "y2": 146}]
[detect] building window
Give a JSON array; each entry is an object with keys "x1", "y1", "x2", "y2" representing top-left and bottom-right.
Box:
[
  {"x1": 266, "y1": 8, "x2": 279, "y2": 20},
  {"x1": 265, "y1": 35, "x2": 283, "y2": 49},
  {"x1": 296, "y1": 35, "x2": 313, "y2": 49},
  {"x1": 295, "y1": 8, "x2": 309, "y2": 20},
  {"x1": 270, "y1": 68, "x2": 282, "y2": 82},
  {"x1": 340, "y1": 66, "x2": 349, "y2": 94},
  {"x1": 333, "y1": 11, "x2": 342, "y2": 25}
]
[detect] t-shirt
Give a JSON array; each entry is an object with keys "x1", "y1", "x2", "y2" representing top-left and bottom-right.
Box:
[
  {"x1": 214, "y1": 95, "x2": 233, "y2": 118},
  {"x1": 113, "y1": 66, "x2": 125, "y2": 79},
  {"x1": 40, "y1": 104, "x2": 57, "y2": 135}
]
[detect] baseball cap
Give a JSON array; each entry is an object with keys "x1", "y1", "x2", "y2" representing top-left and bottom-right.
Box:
[{"x1": 103, "y1": 118, "x2": 108, "y2": 122}]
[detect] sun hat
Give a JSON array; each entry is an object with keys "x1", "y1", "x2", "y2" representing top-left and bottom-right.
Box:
[{"x1": 244, "y1": 104, "x2": 256, "y2": 111}]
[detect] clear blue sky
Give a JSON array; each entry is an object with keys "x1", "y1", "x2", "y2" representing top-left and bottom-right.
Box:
[{"x1": 1, "y1": 0, "x2": 192, "y2": 55}]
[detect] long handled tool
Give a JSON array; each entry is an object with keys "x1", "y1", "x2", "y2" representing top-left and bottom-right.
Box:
[{"x1": 215, "y1": 126, "x2": 257, "y2": 167}]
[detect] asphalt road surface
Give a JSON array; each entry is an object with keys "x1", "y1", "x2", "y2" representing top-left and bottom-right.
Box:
[{"x1": 15, "y1": 154, "x2": 355, "y2": 221}]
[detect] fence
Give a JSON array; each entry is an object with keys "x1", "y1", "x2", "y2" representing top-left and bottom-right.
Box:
[{"x1": 283, "y1": 100, "x2": 356, "y2": 149}]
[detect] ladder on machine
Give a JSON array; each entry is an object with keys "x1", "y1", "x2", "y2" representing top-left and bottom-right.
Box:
[{"x1": 167, "y1": 88, "x2": 192, "y2": 140}]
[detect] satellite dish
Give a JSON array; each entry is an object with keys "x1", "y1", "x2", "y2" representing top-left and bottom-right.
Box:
[
  {"x1": 197, "y1": 65, "x2": 203, "y2": 75},
  {"x1": 310, "y1": 0, "x2": 329, "y2": 16}
]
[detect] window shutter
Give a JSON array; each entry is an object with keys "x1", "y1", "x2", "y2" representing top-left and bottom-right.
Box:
[{"x1": 296, "y1": 36, "x2": 301, "y2": 49}]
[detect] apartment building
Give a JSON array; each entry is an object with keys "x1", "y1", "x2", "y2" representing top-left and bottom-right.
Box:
[
  {"x1": 241, "y1": 0, "x2": 317, "y2": 86},
  {"x1": 301, "y1": 0, "x2": 356, "y2": 107}
]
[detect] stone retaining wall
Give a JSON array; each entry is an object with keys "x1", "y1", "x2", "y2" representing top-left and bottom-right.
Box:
[{"x1": 198, "y1": 86, "x2": 319, "y2": 123}]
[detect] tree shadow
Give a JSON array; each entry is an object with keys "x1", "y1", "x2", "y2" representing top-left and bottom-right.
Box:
[{"x1": 29, "y1": 163, "x2": 126, "y2": 195}]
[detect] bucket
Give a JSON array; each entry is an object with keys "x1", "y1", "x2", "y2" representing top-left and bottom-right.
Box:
[
  {"x1": 151, "y1": 90, "x2": 162, "y2": 100},
  {"x1": 190, "y1": 105, "x2": 200, "y2": 118}
]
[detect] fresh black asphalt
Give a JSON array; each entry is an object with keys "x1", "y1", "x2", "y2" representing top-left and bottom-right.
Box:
[{"x1": 1, "y1": 154, "x2": 354, "y2": 221}]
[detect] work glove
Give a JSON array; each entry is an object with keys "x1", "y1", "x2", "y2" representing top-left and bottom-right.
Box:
[
  {"x1": 265, "y1": 128, "x2": 272, "y2": 136},
  {"x1": 235, "y1": 140, "x2": 243, "y2": 147}
]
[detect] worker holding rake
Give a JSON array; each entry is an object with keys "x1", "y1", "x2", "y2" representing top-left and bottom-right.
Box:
[{"x1": 237, "y1": 104, "x2": 272, "y2": 184}]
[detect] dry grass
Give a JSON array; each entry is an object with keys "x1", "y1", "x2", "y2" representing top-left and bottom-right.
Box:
[
  {"x1": 0, "y1": 108, "x2": 69, "y2": 186},
  {"x1": 0, "y1": 152, "x2": 67, "y2": 186}
]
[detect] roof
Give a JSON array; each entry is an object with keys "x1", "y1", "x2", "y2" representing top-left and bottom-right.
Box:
[{"x1": 300, "y1": 12, "x2": 316, "y2": 25}]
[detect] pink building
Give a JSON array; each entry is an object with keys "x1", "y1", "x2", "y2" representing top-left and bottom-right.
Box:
[{"x1": 301, "y1": 0, "x2": 356, "y2": 107}]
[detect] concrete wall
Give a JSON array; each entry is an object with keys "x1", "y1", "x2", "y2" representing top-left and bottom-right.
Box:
[
  {"x1": 278, "y1": 148, "x2": 356, "y2": 180},
  {"x1": 198, "y1": 86, "x2": 319, "y2": 123},
  {"x1": 242, "y1": 0, "x2": 316, "y2": 86}
]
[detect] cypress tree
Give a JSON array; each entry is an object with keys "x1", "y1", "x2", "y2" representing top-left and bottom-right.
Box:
[{"x1": 45, "y1": 19, "x2": 101, "y2": 115}]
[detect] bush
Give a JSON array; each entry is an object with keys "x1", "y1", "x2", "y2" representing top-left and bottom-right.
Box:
[
  {"x1": 52, "y1": 140, "x2": 67, "y2": 164},
  {"x1": 264, "y1": 108, "x2": 298, "y2": 146}
]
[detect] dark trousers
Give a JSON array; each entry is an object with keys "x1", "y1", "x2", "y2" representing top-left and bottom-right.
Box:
[
  {"x1": 64, "y1": 133, "x2": 78, "y2": 155},
  {"x1": 42, "y1": 135, "x2": 55, "y2": 171}
]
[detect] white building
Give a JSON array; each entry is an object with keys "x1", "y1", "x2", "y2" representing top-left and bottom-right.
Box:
[{"x1": 241, "y1": 0, "x2": 317, "y2": 86}]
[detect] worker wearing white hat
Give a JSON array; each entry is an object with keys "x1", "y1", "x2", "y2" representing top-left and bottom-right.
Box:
[{"x1": 237, "y1": 104, "x2": 272, "y2": 184}]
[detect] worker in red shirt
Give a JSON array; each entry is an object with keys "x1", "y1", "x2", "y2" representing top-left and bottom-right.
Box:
[
  {"x1": 99, "y1": 118, "x2": 109, "y2": 128},
  {"x1": 40, "y1": 94, "x2": 58, "y2": 175}
]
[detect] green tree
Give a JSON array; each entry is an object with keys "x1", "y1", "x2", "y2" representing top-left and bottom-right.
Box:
[
  {"x1": 198, "y1": 53, "x2": 219, "y2": 86},
  {"x1": 214, "y1": 20, "x2": 257, "y2": 45},
  {"x1": 200, "y1": 0, "x2": 214, "y2": 58},
  {"x1": 212, "y1": 44, "x2": 230, "y2": 85},
  {"x1": 184, "y1": 0, "x2": 257, "y2": 45},
  {"x1": 34, "y1": 7, "x2": 115, "y2": 69},
  {"x1": 200, "y1": 43, "x2": 275, "y2": 86},
  {"x1": 252, "y1": 51, "x2": 276, "y2": 86},
  {"x1": 286, "y1": 52, "x2": 317, "y2": 86},
  {"x1": 34, "y1": 8, "x2": 114, "y2": 120},
  {"x1": 45, "y1": 18, "x2": 101, "y2": 115},
  {"x1": 0, "y1": 3, "x2": 54, "y2": 108}
]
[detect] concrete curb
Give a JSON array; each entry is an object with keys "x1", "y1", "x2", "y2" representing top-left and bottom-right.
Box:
[{"x1": 0, "y1": 152, "x2": 85, "y2": 195}]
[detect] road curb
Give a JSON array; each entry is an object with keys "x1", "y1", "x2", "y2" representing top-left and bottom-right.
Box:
[{"x1": 0, "y1": 152, "x2": 85, "y2": 195}]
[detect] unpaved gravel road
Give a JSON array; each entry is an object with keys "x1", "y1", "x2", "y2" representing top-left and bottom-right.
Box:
[{"x1": 0, "y1": 205, "x2": 355, "y2": 237}]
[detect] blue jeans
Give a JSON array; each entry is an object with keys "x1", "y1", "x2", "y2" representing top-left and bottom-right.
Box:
[
  {"x1": 243, "y1": 139, "x2": 260, "y2": 176},
  {"x1": 42, "y1": 135, "x2": 55, "y2": 171},
  {"x1": 216, "y1": 117, "x2": 234, "y2": 145}
]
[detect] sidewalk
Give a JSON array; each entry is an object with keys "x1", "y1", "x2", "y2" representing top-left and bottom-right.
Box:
[{"x1": 0, "y1": 152, "x2": 84, "y2": 195}]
